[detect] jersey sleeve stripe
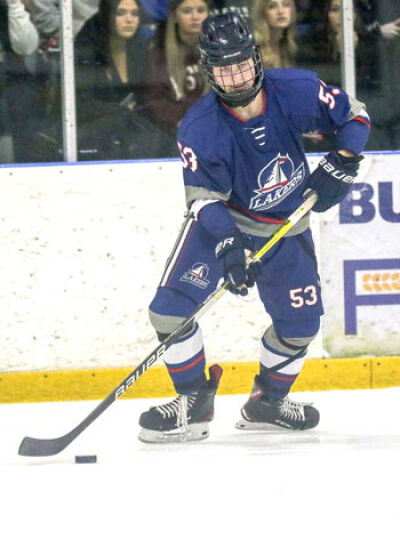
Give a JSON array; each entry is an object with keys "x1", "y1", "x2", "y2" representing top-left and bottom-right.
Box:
[{"x1": 353, "y1": 116, "x2": 371, "y2": 129}]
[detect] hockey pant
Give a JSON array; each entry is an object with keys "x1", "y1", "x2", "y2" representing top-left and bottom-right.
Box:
[{"x1": 149, "y1": 216, "x2": 323, "y2": 398}]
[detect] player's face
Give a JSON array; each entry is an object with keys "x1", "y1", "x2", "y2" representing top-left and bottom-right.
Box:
[
  {"x1": 213, "y1": 58, "x2": 256, "y2": 95},
  {"x1": 175, "y1": 0, "x2": 209, "y2": 41},
  {"x1": 113, "y1": 0, "x2": 140, "y2": 39},
  {"x1": 265, "y1": 0, "x2": 293, "y2": 30}
]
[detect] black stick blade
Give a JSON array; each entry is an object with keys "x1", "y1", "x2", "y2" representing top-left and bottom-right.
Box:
[
  {"x1": 18, "y1": 392, "x2": 117, "y2": 457},
  {"x1": 18, "y1": 434, "x2": 73, "y2": 457}
]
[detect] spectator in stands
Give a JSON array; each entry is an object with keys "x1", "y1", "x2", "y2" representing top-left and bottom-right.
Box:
[
  {"x1": 356, "y1": 1, "x2": 400, "y2": 41},
  {"x1": 145, "y1": 0, "x2": 210, "y2": 157},
  {"x1": 0, "y1": 0, "x2": 40, "y2": 163},
  {"x1": 353, "y1": 1, "x2": 400, "y2": 90},
  {"x1": 29, "y1": 0, "x2": 167, "y2": 39},
  {"x1": 252, "y1": 0, "x2": 297, "y2": 68},
  {"x1": 28, "y1": 0, "x2": 184, "y2": 38},
  {"x1": 9, "y1": 1, "x2": 99, "y2": 162},
  {"x1": 28, "y1": 0, "x2": 99, "y2": 37},
  {"x1": 307, "y1": 0, "x2": 360, "y2": 87},
  {"x1": 325, "y1": 0, "x2": 359, "y2": 63},
  {"x1": 74, "y1": 0, "x2": 165, "y2": 160},
  {"x1": 3, "y1": 0, "x2": 39, "y2": 55},
  {"x1": 355, "y1": 1, "x2": 400, "y2": 150}
]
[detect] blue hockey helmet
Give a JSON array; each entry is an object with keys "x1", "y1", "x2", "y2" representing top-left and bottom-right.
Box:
[{"x1": 198, "y1": 13, "x2": 263, "y2": 107}]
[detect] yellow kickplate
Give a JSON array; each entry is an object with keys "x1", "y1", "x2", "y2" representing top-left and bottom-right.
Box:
[
  {"x1": 371, "y1": 357, "x2": 400, "y2": 389},
  {"x1": 0, "y1": 356, "x2": 399, "y2": 404}
]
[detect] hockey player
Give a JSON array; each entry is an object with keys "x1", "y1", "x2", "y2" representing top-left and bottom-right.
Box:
[{"x1": 138, "y1": 13, "x2": 370, "y2": 442}]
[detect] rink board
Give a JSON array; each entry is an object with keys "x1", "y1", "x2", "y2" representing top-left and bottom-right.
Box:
[
  {"x1": 0, "y1": 153, "x2": 399, "y2": 395},
  {"x1": 319, "y1": 153, "x2": 400, "y2": 356},
  {"x1": 1, "y1": 355, "x2": 400, "y2": 403}
]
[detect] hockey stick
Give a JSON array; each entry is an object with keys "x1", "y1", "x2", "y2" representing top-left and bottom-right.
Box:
[{"x1": 18, "y1": 190, "x2": 318, "y2": 457}]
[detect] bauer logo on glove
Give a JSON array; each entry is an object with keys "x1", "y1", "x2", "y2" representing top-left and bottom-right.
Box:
[
  {"x1": 306, "y1": 151, "x2": 364, "y2": 212},
  {"x1": 215, "y1": 237, "x2": 235, "y2": 257},
  {"x1": 319, "y1": 156, "x2": 355, "y2": 184}
]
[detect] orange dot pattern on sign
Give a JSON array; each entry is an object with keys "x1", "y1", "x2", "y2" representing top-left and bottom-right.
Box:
[{"x1": 362, "y1": 272, "x2": 400, "y2": 292}]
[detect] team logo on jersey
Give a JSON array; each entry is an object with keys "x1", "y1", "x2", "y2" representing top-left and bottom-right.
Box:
[
  {"x1": 249, "y1": 153, "x2": 305, "y2": 211},
  {"x1": 180, "y1": 263, "x2": 211, "y2": 289}
]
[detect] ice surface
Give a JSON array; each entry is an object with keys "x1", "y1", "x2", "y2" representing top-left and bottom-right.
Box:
[{"x1": 2, "y1": 388, "x2": 400, "y2": 538}]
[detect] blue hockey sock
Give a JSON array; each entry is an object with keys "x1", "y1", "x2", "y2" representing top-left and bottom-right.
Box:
[
  {"x1": 259, "y1": 363, "x2": 300, "y2": 401},
  {"x1": 259, "y1": 335, "x2": 306, "y2": 401}
]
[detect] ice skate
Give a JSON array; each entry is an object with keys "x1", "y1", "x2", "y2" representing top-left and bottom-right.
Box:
[
  {"x1": 235, "y1": 376, "x2": 320, "y2": 431},
  {"x1": 138, "y1": 364, "x2": 223, "y2": 443}
]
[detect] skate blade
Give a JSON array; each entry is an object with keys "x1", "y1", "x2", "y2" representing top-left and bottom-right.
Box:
[
  {"x1": 138, "y1": 423, "x2": 210, "y2": 444},
  {"x1": 235, "y1": 418, "x2": 296, "y2": 432}
]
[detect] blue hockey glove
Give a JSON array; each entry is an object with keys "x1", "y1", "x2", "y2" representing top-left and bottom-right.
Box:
[
  {"x1": 307, "y1": 151, "x2": 363, "y2": 212},
  {"x1": 215, "y1": 231, "x2": 262, "y2": 296}
]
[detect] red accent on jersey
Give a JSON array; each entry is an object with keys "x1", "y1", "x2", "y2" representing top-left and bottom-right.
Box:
[
  {"x1": 221, "y1": 89, "x2": 267, "y2": 122},
  {"x1": 353, "y1": 116, "x2": 371, "y2": 129},
  {"x1": 229, "y1": 201, "x2": 287, "y2": 223},
  {"x1": 257, "y1": 175, "x2": 289, "y2": 194}
]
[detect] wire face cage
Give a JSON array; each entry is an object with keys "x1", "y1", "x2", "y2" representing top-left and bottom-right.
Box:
[{"x1": 202, "y1": 48, "x2": 263, "y2": 107}]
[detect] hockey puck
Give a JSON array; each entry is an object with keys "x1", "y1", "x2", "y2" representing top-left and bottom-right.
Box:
[{"x1": 75, "y1": 455, "x2": 97, "y2": 464}]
